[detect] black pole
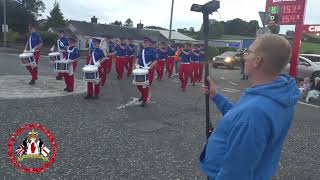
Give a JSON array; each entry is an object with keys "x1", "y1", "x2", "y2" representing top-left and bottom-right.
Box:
[
  {"x1": 169, "y1": 0, "x2": 174, "y2": 41},
  {"x1": 203, "y1": 12, "x2": 212, "y2": 139}
]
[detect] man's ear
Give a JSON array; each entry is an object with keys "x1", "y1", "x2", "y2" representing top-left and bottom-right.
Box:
[{"x1": 254, "y1": 56, "x2": 264, "y2": 68}]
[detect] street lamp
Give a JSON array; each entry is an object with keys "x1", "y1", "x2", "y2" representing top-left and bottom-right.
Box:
[{"x1": 191, "y1": 0, "x2": 220, "y2": 139}]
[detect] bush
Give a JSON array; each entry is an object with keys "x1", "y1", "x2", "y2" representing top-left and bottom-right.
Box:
[
  {"x1": 208, "y1": 46, "x2": 219, "y2": 60},
  {"x1": 217, "y1": 47, "x2": 237, "y2": 54}
]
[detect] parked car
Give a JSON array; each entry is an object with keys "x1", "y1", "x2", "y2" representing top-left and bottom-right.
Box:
[
  {"x1": 284, "y1": 54, "x2": 320, "y2": 81},
  {"x1": 212, "y1": 51, "x2": 240, "y2": 69}
]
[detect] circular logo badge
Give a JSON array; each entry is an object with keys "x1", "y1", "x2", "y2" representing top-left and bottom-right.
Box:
[{"x1": 7, "y1": 123, "x2": 57, "y2": 173}]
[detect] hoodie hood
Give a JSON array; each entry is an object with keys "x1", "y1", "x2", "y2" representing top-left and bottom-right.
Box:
[{"x1": 245, "y1": 74, "x2": 301, "y2": 107}]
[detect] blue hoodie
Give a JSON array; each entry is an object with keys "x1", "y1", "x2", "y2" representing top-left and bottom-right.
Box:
[{"x1": 199, "y1": 74, "x2": 301, "y2": 180}]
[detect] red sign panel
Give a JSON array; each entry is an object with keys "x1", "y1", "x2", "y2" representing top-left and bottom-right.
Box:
[
  {"x1": 303, "y1": 25, "x2": 320, "y2": 33},
  {"x1": 265, "y1": 0, "x2": 306, "y2": 25}
]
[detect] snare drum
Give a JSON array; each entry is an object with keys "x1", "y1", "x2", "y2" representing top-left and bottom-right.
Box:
[
  {"x1": 133, "y1": 68, "x2": 149, "y2": 86},
  {"x1": 48, "y1": 52, "x2": 62, "y2": 62},
  {"x1": 82, "y1": 65, "x2": 100, "y2": 82},
  {"x1": 19, "y1": 52, "x2": 35, "y2": 66},
  {"x1": 54, "y1": 59, "x2": 70, "y2": 73}
]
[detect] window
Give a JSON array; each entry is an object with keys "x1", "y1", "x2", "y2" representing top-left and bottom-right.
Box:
[{"x1": 301, "y1": 55, "x2": 320, "y2": 63}]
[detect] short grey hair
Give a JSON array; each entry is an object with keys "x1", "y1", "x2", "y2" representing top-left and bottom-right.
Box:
[{"x1": 255, "y1": 34, "x2": 291, "y2": 75}]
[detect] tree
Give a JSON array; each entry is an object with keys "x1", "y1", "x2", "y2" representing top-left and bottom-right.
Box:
[
  {"x1": 23, "y1": 0, "x2": 45, "y2": 18},
  {"x1": 45, "y1": 2, "x2": 65, "y2": 29},
  {"x1": 124, "y1": 18, "x2": 133, "y2": 27},
  {"x1": 145, "y1": 26, "x2": 167, "y2": 30},
  {"x1": 111, "y1": 20, "x2": 122, "y2": 26},
  {"x1": 198, "y1": 19, "x2": 224, "y2": 39},
  {"x1": 189, "y1": 27, "x2": 195, "y2": 33},
  {"x1": 247, "y1": 20, "x2": 260, "y2": 36},
  {"x1": 0, "y1": 0, "x2": 35, "y2": 34}
]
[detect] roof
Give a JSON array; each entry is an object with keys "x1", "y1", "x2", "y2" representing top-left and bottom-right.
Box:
[
  {"x1": 156, "y1": 30, "x2": 196, "y2": 42},
  {"x1": 48, "y1": 27, "x2": 75, "y2": 38},
  {"x1": 68, "y1": 20, "x2": 168, "y2": 42}
]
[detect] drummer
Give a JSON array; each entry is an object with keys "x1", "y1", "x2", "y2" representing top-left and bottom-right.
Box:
[
  {"x1": 23, "y1": 22, "x2": 43, "y2": 85},
  {"x1": 156, "y1": 41, "x2": 167, "y2": 81},
  {"x1": 115, "y1": 37, "x2": 128, "y2": 80},
  {"x1": 85, "y1": 38, "x2": 105, "y2": 99},
  {"x1": 136, "y1": 37, "x2": 157, "y2": 107},
  {"x1": 63, "y1": 37, "x2": 80, "y2": 92},
  {"x1": 99, "y1": 34, "x2": 109, "y2": 86},
  {"x1": 125, "y1": 37, "x2": 136, "y2": 77},
  {"x1": 179, "y1": 42, "x2": 192, "y2": 92},
  {"x1": 106, "y1": 35, "x2": 115, "y2": 74},
  {"x1": 50, "y1": 29, "x2": 69, "y2": 80}
]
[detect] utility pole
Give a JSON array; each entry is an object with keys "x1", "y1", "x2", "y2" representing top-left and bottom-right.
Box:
[
  {"x1": 169, "y1": 0, "x2": 174, "y2": 41},
  {"x1": 3, "y1": 0, "x2": 7, "y2": 47}
]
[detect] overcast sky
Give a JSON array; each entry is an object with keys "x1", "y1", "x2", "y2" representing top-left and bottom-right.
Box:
[{"x1": 41, "y1": 0, "x2": 319, "y2": 33}]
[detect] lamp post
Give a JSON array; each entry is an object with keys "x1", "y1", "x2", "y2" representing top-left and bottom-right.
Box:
[
  {"x1": 169, "y1": 0, "x2": 174, "y2": 41},
  {"x1": 191, "y1": 1, "x2": 220, "y2": 139},
  {"x1": 2, "y1": 0, "x2": 7, "y2": 47}
]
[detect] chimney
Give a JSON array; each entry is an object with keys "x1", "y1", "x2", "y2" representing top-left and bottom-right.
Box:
[
  {"x1": 137, "y1": 20, "x2": 143, "y2": 29},
  {"x1": 91, "y1": 16, "x2": 98, "y2": 24}
]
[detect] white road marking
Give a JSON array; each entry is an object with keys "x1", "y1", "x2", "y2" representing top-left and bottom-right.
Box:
[
  {"x1": 117, "y1": 96, "x2": 156, "y2": 109},
  {"x1": 0, "y1": 75, "x2": 86, "y2": 99},
  {"x1": 223, "y1": 88, "x2": 240, "y2": 92},
  {"x1": 228, "y1": 81, "x2": 239, "y2": 86},
  {"x1": 221, "y1": 88, "x2": 240, "y2": 93},
  {"x1": 298, "y1": 101, "x2": 320, "y2": 108},
  {"x1": 220, "y1": 76, "x2": 225, "y2": 80}
]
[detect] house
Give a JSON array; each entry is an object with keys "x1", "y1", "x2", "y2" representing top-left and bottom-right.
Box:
[{"x1": 49, "y1": 17, "x2": 196, "y2": 50}]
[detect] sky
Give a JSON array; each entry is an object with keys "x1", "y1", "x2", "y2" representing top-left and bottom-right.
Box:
[{"x1": 41, "y1": 0, "x2": 319, "y2": 34}]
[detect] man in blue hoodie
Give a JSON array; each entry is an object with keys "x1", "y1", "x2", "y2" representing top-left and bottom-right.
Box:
[{"x1": 200, "y1": 34, "x2": 301, "y2": 180}]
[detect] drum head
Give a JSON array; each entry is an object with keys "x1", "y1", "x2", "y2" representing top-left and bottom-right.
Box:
[
  {"x1": 82, "y1": 65, "x2": 98, "y2": 72},
  {"x1": 19, "y1": 53, "x2": 33, "y2": 58},
  {"x1": 48, "y1": 52, "x2": 60, "y2": 56},
  {"x1": 133, "y1": 68, "x2": 148, "y2": 75}
]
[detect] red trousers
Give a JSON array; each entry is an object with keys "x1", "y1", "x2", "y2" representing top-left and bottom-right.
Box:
[
  {"x1": 191, "y1": 62, "x2": 200, "y2": 84},
  {"x1": 100, "y1": 60, "x2": 108, "y2": 86},
  {"x1": 179, "y1": 63, "x2": 192, "y2": 90},
  {"x1": 63, "y1": 62, "x2": 77, "y2": 91},
  {"x1": 106, "y1": 55, "x2": 113, "y2": 74},
  {"x1": 156, "y1": 60, "x2": 166, "y2": 80},
  {"x1": 198, "y1": 62, "x2": 204, "y2": 82},
  {"x1": 86, "y1": 52, "x2": 90, "y2": 65},
  {"x1": 115, "y1": 56, "x2": 127, "y2": 79},
  {"x1": 26, "y1": 51, "x2": 40, "y2": 81},
  {"x1": 87, "y1": 66, "x2": 103, "y2": 97},
  {"x1": 125, "y1": 56, "x2": 135, "y2": 76},
  {"x1": 136, "y1": 66, "x2": 155, "y2": 103},
  {"x1": 166, "y1": 56, "x2": 175, "y2": 78}
]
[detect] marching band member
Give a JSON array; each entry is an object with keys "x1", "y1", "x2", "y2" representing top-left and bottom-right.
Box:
[
  {"x1": 166, "y1": 41, "x2": 176, "y2": 79},
  {"x1": 125, "y1": 37, "x2": 136, "y2": 77},
  {"x1": 50, "y1": 29, "x2": 69, "y2": 80},
  {"x1": 23, "y1": 22, "x2": 43, "y2": 85},
  {"x1": 106, "y1": 36, "x2": 115, "y2": 74},
  {"x1": 198, "y1": 44, "x2": 206, "y2": 83},
  {"x1": 136, "y1": 37, "x2": 157, "y2": 107},
  {"x1": 99, "y1": 34, "x2": 109, "y2": 86},
  {"x1": 191, "y1": 44, "x2": 201, "y2": 86},
  {"x1": 179, "y1": 43, "x2": 192, "y2": 92},
  {"x1": 85, "y1": 38, "x2": 105, "y2": 99},
  {"x1": 63, "y1": 37, "x2": 80, "y2": 92},
  {"x1": 149, "y1": 41, "x2": 157, "y2": 85},
  {"x1": 156, "y1": 41, "x2": 167, "y2": 81},
  {"x1": 85, "y1": 38, "x2": 95, "y2": 65},
  {"x1": 115, "y1": 37, "x2": 128, "y2": 80}
]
